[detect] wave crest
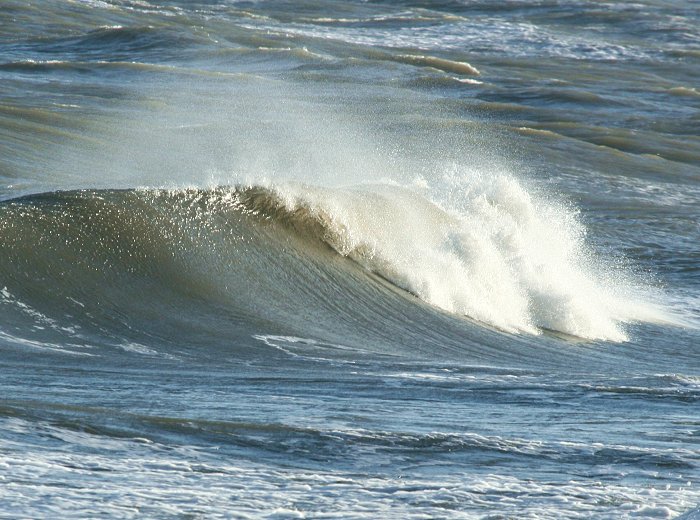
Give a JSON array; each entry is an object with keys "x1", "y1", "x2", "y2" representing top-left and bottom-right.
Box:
[{"x1": 239, "y1": 177, "x2": 663, "y2": 341}]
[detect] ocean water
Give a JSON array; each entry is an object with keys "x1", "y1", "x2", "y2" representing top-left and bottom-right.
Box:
[{"x1": 1, "y1": 0, "x2": 699, "y2": 518}]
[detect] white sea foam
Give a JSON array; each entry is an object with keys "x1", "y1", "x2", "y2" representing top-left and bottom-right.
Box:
[
  {"x1": 0, "y1": 415, "x2": 695, "y2": 519},
  {"x1": 249, "y1": 17, "x2": 651, "y2": 61},
  {"x1": 269, "y1": 170, "x2": 668, "y2": 342}
]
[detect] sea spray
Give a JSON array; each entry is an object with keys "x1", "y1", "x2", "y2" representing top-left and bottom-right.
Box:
[{"x1": 258, "y1": 175, "x2": 665, "y2": 341}]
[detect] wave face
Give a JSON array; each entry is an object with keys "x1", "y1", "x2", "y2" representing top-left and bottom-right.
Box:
[{"x1": 0, "y1": 180, "x2": 663, "y2": 357}]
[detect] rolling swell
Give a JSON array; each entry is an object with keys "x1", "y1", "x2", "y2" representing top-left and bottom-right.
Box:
[
  {"x1": 0, "y1": 182, "x2": 668, "y2": 363},
  {"x1": 0, "y1": 186, "x2": 478, "y2": 362}
]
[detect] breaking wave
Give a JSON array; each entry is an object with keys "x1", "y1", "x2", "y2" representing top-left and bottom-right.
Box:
[{"x1": 0, "y1": 174, "x2": 669, "y2": 352}]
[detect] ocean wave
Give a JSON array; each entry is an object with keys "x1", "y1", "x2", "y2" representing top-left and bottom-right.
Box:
[{"x1": 0, "y1": 180, "x2": 670, "y2": 347}]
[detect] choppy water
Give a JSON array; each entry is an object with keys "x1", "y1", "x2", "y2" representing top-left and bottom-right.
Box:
[{"x1": 1, "y1": 1, "x2": 699, "y2": 518}]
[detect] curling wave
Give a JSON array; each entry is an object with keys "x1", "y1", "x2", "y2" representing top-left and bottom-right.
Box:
[{"x1": 0, "y1": 176, "x2": 667, "y2": 353}]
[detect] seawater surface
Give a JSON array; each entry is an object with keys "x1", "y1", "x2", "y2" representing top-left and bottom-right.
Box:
[{"x1": 1, "y1": 1, "x2": 699, "y2": 518}]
